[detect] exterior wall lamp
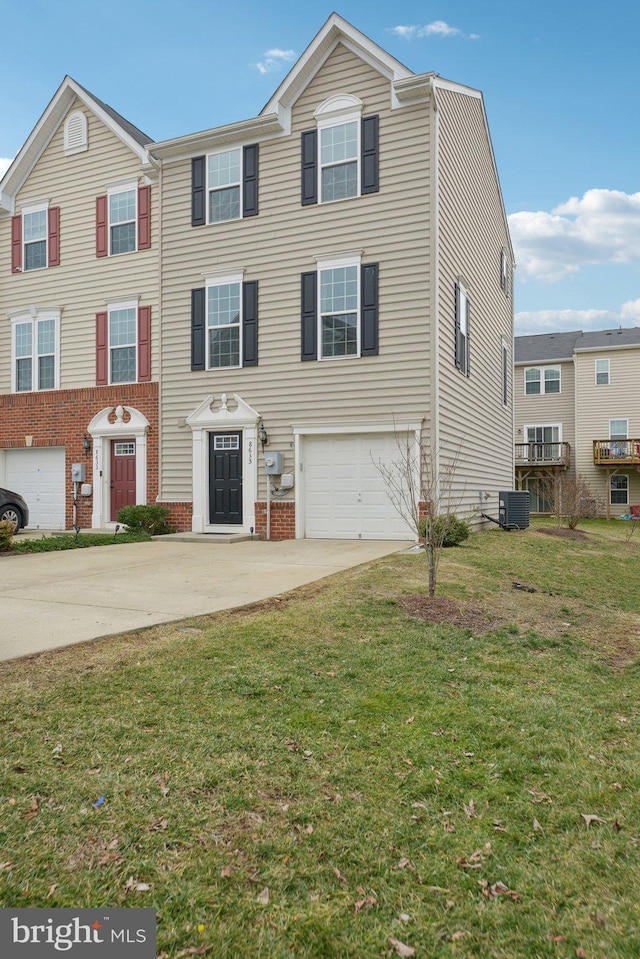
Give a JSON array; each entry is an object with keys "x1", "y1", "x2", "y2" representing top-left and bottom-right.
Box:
[
  {"x1": 82, "y1": 434, "x2": 92, "y2": 453},
  {"x1": 258, "y1": 421, "x2": 269, "y2": 450}
]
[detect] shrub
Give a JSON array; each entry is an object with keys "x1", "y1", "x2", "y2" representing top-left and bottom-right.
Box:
[
  {"x1": 116, "y1": 504, "x2": 175, "y2": 537},
  {"x1": 418, "y1": 514, "x2": 470, "y2": 547},
  {"x1": 0, "y1": 520, "x2": 14, "y2": 552}
]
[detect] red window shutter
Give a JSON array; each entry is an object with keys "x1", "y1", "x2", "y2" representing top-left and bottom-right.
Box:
[
  {"x1": 96, "y1": 312, "x2": 108, "y2": 385},
  {"x1": 138, "y1": 185, "x2": 151, "y2": 250},
  {"x1": 48, "y1": 207, "x2": 60, "y2": 266},
  {"x1": 96, "y1": 195, "x2": 108, "y2": 257},
  {"x1": 138, "y1": 305, "x2": 151, "y2": 381},
  {"x1": 11, "y1": 215, "x2": 22, "y2": 272}
]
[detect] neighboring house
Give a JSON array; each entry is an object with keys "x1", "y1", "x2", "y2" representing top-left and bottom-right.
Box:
[
  {"x1": 0, "y1": 14, "x2": 514, "y2": 540},
  {"x1": 0, "y1": 78, "x2": 159, "y2": 530},
  {"x1": 149, "y1": 13, "x2": 514, "y2": 539},
  {"x1": 514, "y1": 327, "x2": 640, "y2": 517}
]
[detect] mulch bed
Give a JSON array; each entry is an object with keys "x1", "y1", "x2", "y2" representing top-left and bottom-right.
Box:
[
  {"x1": 399, "y1": 595, "x2": 503, "y2": 634},
  {"x1": 536, "y1": 527, "x2": 589, "y2": 541}
]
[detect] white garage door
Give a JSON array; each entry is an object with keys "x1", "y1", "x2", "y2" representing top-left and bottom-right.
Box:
[
  {"x1": 3, "y1": 448, "x2": 66, "y2": 529},
  {"x1": 303, "y1": 433, "x2": 414, "y2": 540}
]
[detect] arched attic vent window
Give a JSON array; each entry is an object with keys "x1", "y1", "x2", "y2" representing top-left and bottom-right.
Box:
[{"x1": 64, "y1": 110, "x2": 88, "y2": 155}]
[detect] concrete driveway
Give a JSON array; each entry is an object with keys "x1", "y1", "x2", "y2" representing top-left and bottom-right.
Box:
[{"x1": 0, "y1": 538, "x2": 407, "y2": 661}]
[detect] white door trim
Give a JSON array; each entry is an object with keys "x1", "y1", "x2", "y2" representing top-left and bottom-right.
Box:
[
  {"x1": 186, "y1": 393, "x2": 259, "y2": 534},
  {"x1": 87, "y1": 405, "x2": 150, "y2": 528}
]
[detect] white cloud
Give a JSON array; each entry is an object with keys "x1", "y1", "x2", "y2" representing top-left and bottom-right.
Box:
[
  {"x1": 509, "y1": 189, "x2": 640, "y2": 282},
  {"x1": 0, "y1": 157, "x2": 12, "y2": 179},
  {"x1": 254, "y1": 48, "x2": 296, "y2": 75},
  {"x1": 515, "y1": 300, "x2": 640, "y2": 336},
  {"x1": 389, "y1": 21, "x2": 479, "y2": 40}
]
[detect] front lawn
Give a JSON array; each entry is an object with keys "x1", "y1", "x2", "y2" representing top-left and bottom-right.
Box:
[{"x1": 0, "y1": 520, "x2": 638, "y2": 957}]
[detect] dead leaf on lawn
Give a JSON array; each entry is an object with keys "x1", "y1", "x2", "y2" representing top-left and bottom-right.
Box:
[
  {"x1": 0, "y1": 861, "x2": 14, "y2": 871},
  {"x1": 576, "y1": 949, "x2": 587, "y2": 959},
  {"x1": 533, "y1": 818, "x2": 543, "y2": 831},
  {"x1": 221, "y1": 865, "x2": 233, "y2": 878},
  {"x1": 463, "y1": 799, "x2": 476, "y2": 818},
  {"x1": 396, "y1": 857, "x2": 415, "y2": 871},
  {"x1": 591, "y1": 910, "x2": 606, "y2": 927},
  {"x1": 150, "y1": 817, "x2": 168, "y2": 831},
  {"x1": 388, "y1": 936, "x2": 415, "y2": 957},
  {"x1": 451, "y1": 931, "x2": 465, "y2": 941},
  {"x1": 405, "y1": 716, "x2": 415, "y2": 725},
  {"x1": 175, "y1": 947, "x2": 211, "y2": 957},
  {"x1": 46, "y1": 884, "x2": 58, "y2": 899},
  {"x1": 527, "y1": 788, "x2": 552, "y2": 804},
  {"x1": 547, "y1": 934, "x2": 566, "y2": 943},
  {"x1": 479, "y1": 879, "x2": 521, "y2": 901},
  {"x1": 333, "y1": 867, "x2": 346, "y2": 884},
  {"x1": 354, "y1": 895, "x2": 377, "y2": 913},
  {"x1": 257, "y1": 887, "x2": 270, "y2": 905},
  {"x1": 581, "y1": 814, "x2": 606, "y2": 828},
  {"x1": 124, "y1": 877, "x2": 151, "y2": 892},
  {"x1": 457, "y1": 850, "x2": 483, "y2": 870}
]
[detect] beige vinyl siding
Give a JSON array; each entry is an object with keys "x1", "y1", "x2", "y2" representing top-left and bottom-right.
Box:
[
  {"x1": 514, "y1": 359, "x2": 576, "y2": 477},
  {"x1": 435, "y1": 86, "x2": 513, "y2": 519},
  {"x1": 574, "y1": 347, "x2": 640, "y2": 516},
  {"x1": 158, "y1": 43, "x2": 433, "y2": 503},
  {"x1": 0, "y1": 97, "x2": 158, "y2": 391}
]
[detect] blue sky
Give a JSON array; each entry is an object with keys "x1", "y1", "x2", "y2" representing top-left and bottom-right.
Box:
[{"x1": 1, "y1": 0, "x2": 639, "y2": 336}]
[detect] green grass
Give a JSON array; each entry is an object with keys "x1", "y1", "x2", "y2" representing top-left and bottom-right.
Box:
[
  {"x1": 1, "y1": 520, "x2": 639, "y2": 957},
  {"x1": 6, "y1": 531, "x2": 150, "y2": 553}
]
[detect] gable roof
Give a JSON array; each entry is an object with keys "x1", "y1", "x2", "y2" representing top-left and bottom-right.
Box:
[
  {"x1": 515, "y1": 326, "x2": 640, "y2": 363},
  {"x1": 514, "y1": 331, "x2": 582, "y2": 364},
  {"x1": 151, "y1": 12, "x2": 421, "y2": 160},
  {"x1": 575, "y1": 327, "x2": 640, "y2": 351},
  {"x1": 0, "y1": 76, "x2": 154, "y2": 211},
  {"x1": 260, "y1": 12, "x2": 413, "y2": 117}
]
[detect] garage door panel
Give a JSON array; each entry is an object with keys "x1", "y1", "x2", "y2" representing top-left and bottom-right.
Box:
[
  {"x1": 4, "y1": 448, "x2": 66, "y2": 530},
  {"x1": 304, "y1": 434, "x2": 414, "y2": 540}
]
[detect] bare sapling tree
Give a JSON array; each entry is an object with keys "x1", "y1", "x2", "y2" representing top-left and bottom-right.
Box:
[
  {"x1": 374, "y1": 431, "x2": 463, "y2": 597},
  {"x1": 540, "y1": 473, "x2": 601, "y2": 530}
]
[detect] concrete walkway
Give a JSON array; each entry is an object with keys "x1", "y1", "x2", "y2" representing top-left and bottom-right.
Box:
[{"x1": 0, "y1": 538, "x2": 407, "y2": 661}]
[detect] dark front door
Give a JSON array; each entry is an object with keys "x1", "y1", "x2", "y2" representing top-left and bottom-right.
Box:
[
  {"x1": 209, "y1": 432, "x2": 243, "y2": 525},
  {"x1": 110, "y1": 440, "x2": 136, "y2": 520}
]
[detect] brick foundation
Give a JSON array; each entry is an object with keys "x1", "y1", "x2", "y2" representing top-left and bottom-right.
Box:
[
  {"x1": 0, "y1": 384, "x2": 158, "y2": 529},
  {"x1": 162, "y1": 501, "x2": 193, "y2": 532},
  {"x1": 254, "y1": 499, "x2": 296, "y2": 540}
]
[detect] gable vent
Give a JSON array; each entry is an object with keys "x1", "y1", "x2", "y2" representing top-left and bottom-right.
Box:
[{"x1": 64, "y1": 110, "x2": 88, "y2": 155}]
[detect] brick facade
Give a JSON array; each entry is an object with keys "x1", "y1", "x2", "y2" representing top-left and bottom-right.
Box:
[
  {"x1": 162, "y1": 501, "x2": 193, "y2": 531},
  {"x1": 0, "y1": 383, "x2": 158, "y2": 529},
  {"x1": 254, "y1": 500, "x2": 296, "y2": 540}
]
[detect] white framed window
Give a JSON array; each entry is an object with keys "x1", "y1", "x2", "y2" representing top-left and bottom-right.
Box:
[
  {"x1": 114, "y1": 442, "x2": 136, "y2": 456},
  {"x1": 206, "y1": 274, "x2": 242, "y2": 368},
  {"x1": 213, "y1": 435, "x2": 240, "y2": 451},
  {"x1": 207, "y1": 149, "x2": 242, "y2": 223},
  {"x1": 64, "y1": 110, "x2": 88, "y2": 155},
  {"x1": 318, "y1": 118, "x2": 360, "y2": 203},
  {"x1": 502, "y1": 340, "x2": 509, "y2": 405},
  {"x1": 610, "y1": 474, "x2": 629, "y2": 505},
  {"x1": 108, "y1": 184, "x2": 137, "y2": 255},
  {"x1": 500, "y1": 249, "x2": 508, "y2": 293},
  {"x1": 23, "y1": 203, "x2": 48, "y2": 271},
  {"x1": 525, "y1": 365, "x2": 561, "y2": 395},
  {"x1": 455, "y1": 281, "x2": 470, "y2": 376},
  {"x1": 595, "y1": 358, "x2": 610, "y2": 385},
  {"x1": 11, "y1": 310, "x2": 60, "y2": 393},
  {"x1": 609, "y1": 419, "x2": 628, "y2": 440},
  {"x1": 108, "y1": 300, "x2": 138, "y2": 384},
  {"x1": 318, "y1": 255, "x2": 360, "y2": 359}
]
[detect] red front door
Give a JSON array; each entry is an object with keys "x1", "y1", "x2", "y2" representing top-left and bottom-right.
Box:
[{"x1": 110, "y1": 440, "x2": 136, "y2": 521}]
